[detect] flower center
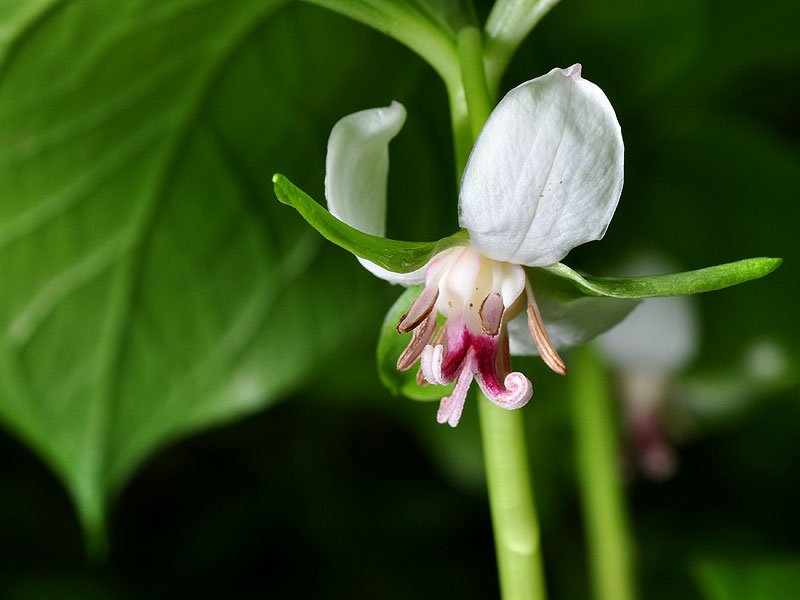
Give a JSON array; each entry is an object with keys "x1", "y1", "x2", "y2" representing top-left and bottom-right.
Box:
[
  {"x1": 394, "y1": 247, "x2": 567, "y2": 427},
  {"x1": 431, "y1": 247, "x2": 526, "y2": 337}
]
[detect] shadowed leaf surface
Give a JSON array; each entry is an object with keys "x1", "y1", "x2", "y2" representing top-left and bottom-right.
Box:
[{"x1": 0, "y1": 0, "x2": 395, "y2": 551}]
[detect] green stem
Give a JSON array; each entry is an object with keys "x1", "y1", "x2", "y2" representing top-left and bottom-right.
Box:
[
  {"x1": 479, "y1": 394, "x2": 548, "y2": 600},
  {"x1": 456, "y1": 27, "x2": 493, "y2": 139},
  {"x1": 455, "y1": 26, "x2": 547, "y2": 600},
  {"x1": 448, "y1": 26, "x2": 492, "y2": 180},
  {"x1": 446, "y1": 78, "x2": 472, "y2": 180},
  {"x1": 570, "y1": 344, "x2": 636, "y2": 600}
]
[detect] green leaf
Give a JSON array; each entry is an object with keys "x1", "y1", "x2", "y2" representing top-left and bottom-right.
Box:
[
  {"x1": 376, "y1": 286, "x2": 452, "y2": 401},
  {"x1": 534, "y1": 257, "x2": 782, "y2": 300},
  {"x1": 0, "y1": 0, "x2": 413, "y2": 555},
  {"x1": 273, "y1": 174, "x2": 468, "y2": 273},
  {"x1": 301, "y1": 0, "x2": 464, "y2": 86}
]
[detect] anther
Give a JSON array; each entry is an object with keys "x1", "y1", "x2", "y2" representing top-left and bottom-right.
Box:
[
  {"x1": 479, "y1": 292, "x2": 504, "y2": 336},
  {"x1": 397, "y1": 286, "x2": 439, "y2": 333},
  {"x1": 397, "y1": 313, "x2": 437, "y2": 371},
  {"x1": 525, "y1": 284, "x2": 567, "y2": 376}
]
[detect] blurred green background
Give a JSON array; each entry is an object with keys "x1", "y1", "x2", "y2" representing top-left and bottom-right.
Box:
[{"x1": 0, "y1": 0, "x2": 797, "y2": 598}]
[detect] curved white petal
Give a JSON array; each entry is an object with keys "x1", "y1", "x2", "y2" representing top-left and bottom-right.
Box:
[
  {"x1": 358, "y1": 257, "x2": 426, "y2": 285},
  {"x1": 325, "y1": 102, "x2": 409, "y2": 284},
  {"x1": 508, "y1": 293, "x2": 638, "y2": 356},
  {"x1": 459, "y1": 65, "x2": 624, "y2": 267},
  {"x1": 325, "y1": 101, "x2": 406, "y2": 235}
]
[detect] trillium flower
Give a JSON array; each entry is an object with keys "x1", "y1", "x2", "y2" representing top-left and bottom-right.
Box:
[
  {"x1": 325, "y1": 65, "x2": 624, "y2": 426},
  {"x1": 273, "y1": 66, "x2": 778, "y2": 428}
]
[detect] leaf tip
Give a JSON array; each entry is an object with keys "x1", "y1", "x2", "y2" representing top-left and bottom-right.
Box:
[
  {"x1": 767, "y1": 256, "x2": 783, "y2": 271},
  {"x1": 271, "y1": 173, "x2": 290, "y2": 205},
  {"x1": 753, "y1": 256, "x2": 783, "y2": 278}
]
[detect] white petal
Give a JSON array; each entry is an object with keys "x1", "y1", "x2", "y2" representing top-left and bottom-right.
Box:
[
  {"x1": 325, "y1": 102, "x2": 409, "y2": 283},
  {"x1": 325, "y1": 101, "x2": 406, "y2": 235},
  {"x1": 437, "y1": 247, "x2": 481, "y2": 313},
  {"x1": 358, "y1": 258, "x2": 426, "y2": 285},
  {"x1": 459, "y1": 65, "x2": 624, "y2": 267},
  {"x1": 508, "y1": 293, "x2": 638, "y2": 356}
]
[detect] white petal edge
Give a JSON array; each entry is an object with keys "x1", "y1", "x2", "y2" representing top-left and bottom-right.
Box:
[
  {"x1": 325, "y1": 101, "x2": 406, "y2": 237},
  {"x1": 459, "y1": 65, "x2": 624, "y2": 267},
  {"x1": 357, "y1": 257, "x2": 427, "y2": 285}
]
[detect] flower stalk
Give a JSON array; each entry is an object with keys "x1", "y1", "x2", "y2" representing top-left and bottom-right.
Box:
[
  {"x1": 456, "y1": 26, "x2": 547, "y2": 600},
  {"x1": 478, "y1": 392, "x2": 548, "y2": 600},
  {"x1": 570, "y1": 344, "x2": 637, "y2": 600},
  {"x1": 457, "y1": 27, "x2": 494, "y2": 137}
]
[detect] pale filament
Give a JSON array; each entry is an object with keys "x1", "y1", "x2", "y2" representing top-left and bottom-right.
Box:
[{"x1": 525, "y1": 281, "x2": 567, "y2": 375}]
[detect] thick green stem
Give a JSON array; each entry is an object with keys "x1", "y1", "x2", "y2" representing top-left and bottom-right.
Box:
[
  {"x1": 479, "y1": 395, "x2": 548, "y2": 600},
  {"x1": 454, "y1": 26, "x2": 547, "y2": 600},
  {"x1": 446, "y1": 78, "x2": 472, "y2": 180},
  {"x1": 448, "y1": 26, "x2": 492, "y2": 180},
  {"x1": 457, "y1": 27, "x2": 493, "y2": 140},
  {"x1": 570, "y1": 344, "x2": 636, "y2": 600}
]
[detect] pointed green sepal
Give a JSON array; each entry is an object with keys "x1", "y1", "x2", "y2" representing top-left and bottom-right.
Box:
[
  {"x1": 377, "y1": 286, "x2": 452, "y2": 401},
  {"x1": 273, "y1": 173, "x2": 468, "y2": 273},
  {"x1": 532, "y1": 257, "x2": 782, "y2": 300}
]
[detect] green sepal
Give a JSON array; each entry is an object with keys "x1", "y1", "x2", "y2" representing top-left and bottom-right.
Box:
[
  {"x1": 273, "y1": 173, "x2": 468, "y2": 273},
  {"x1": 531, "y1": 257, "x2": 782, "y2": 300},
  {"x1": 377, "y1": 286, "x2": 453, "y2": 401}
]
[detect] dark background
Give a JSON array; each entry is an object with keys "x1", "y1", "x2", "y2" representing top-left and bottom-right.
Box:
[{"x1": 0, "y1": 0, "x2": 797, "y2": 598}]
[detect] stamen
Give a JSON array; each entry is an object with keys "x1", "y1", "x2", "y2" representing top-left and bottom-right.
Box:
[
  {"x1": 525, "y1": 285, "x2": 567, "y2": 375},
  {"x1": 397, "y1": 285, "x2": 439, "y2": 333},
  {"x1": 479, "y1": 292, "x2": 504, "y2": 336},
  {"x1": 397, "y1": 313, "x2": 438, "y2": 371}
]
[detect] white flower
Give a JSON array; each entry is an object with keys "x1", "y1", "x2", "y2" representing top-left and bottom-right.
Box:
[{"x1": 325, "y1": 65, "x2": 625, "y2": 426}]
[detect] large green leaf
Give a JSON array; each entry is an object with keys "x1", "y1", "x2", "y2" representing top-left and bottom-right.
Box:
[{"x1": 0, "y1": 0, "x2": 403, "y2": 554}]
